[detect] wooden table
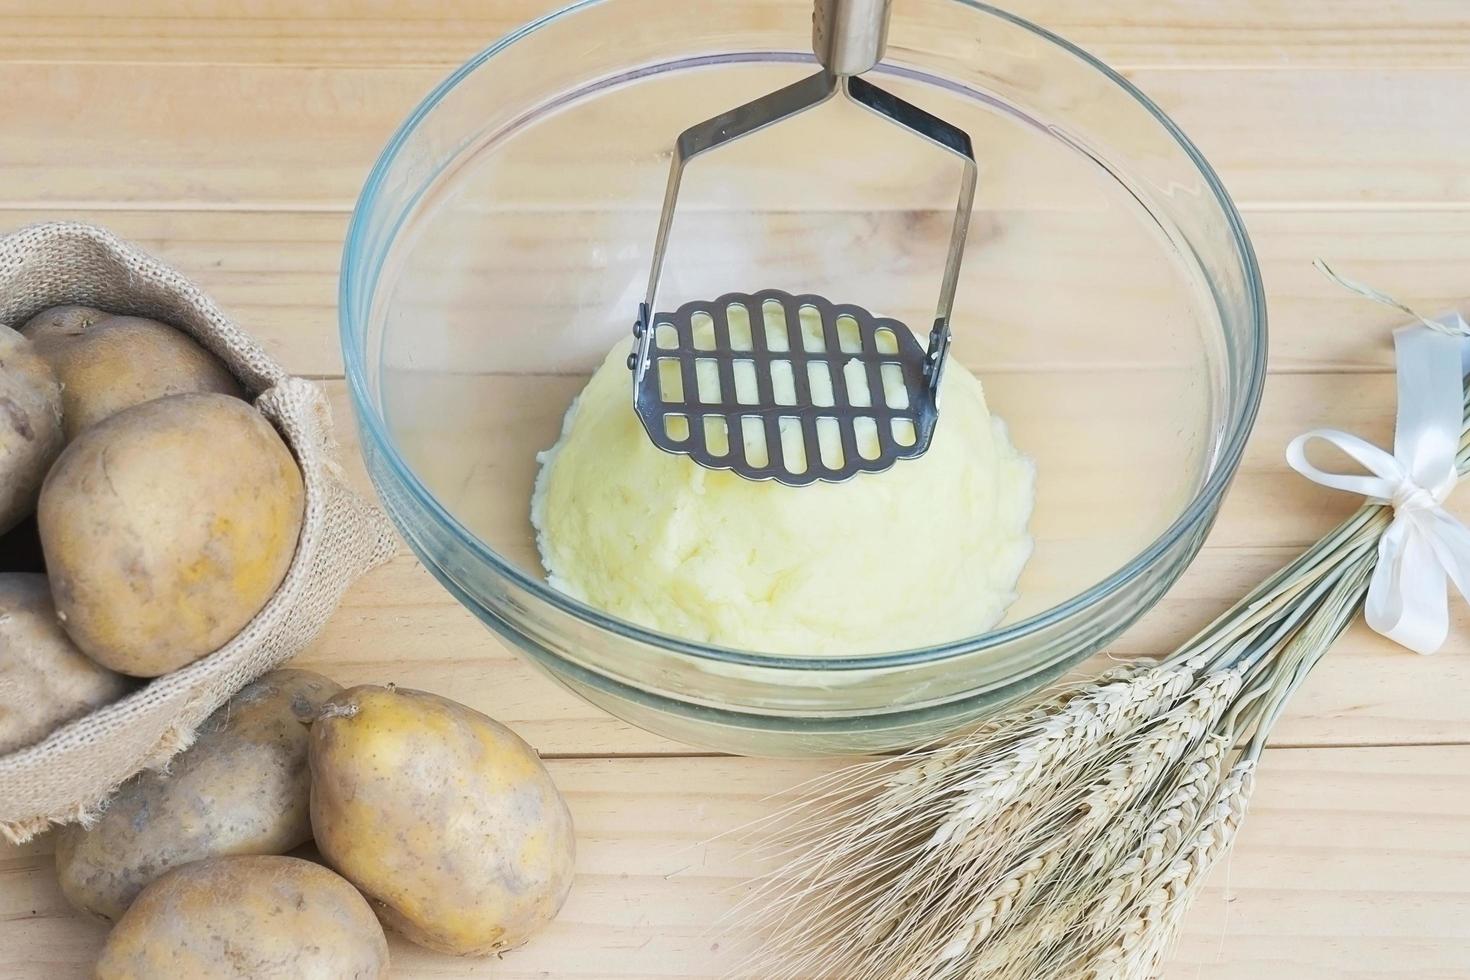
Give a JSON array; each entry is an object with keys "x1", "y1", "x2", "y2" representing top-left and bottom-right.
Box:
[{"x1": 3, "y1": 2, "x2": 1469, "y2": 977}]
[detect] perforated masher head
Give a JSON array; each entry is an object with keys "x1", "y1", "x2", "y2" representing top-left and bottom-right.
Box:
[{"x1": 628, "y1": 0, "x2": 978, "y2": 486}]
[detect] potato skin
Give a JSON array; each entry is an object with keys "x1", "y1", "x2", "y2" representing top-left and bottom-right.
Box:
[
  {"x1": 95, "y1": 855, "x2": 389, "y2": 980},
  {"x1": 18, "y1": 304, "x2": 106, "y2": 341},
  {"x1": 310, "y1": 685, "x2": 576, "y2": 955},
  {"x1": 54, "y1": 668, "x2": 341, "y2": 921},
  {"x1": 0, "y1": 573, "x2": 130, "y2": 754},
  {"x1": 0, "y1": 324, "x2": 64, "y2": 534},
  {"x1": 21, "y1": 307, "x2": 242, "y2": 440},
  {"x1": 37, "y1": 393, "x2": 304, "y2": 676}
]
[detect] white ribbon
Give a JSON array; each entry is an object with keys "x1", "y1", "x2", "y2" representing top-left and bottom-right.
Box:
[{"x1": 1286, "y1": 319, "x2": 1470, "y2": 654}]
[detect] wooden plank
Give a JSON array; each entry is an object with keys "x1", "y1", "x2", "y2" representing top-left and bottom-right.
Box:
[
  {"x1": 309, "y1": 369, "x2": 1470, "y2": 754},
  {"x1": 0, "y1": 63, "x2": 1467, "y2": 210},
  {"x1": 2, "y1": 747, "x2": 1466, "y2": 978},
  {"x1": 4, "y1": 207, "x2": 1465, "y2": 378},
  {"x1": 304, "y1": 546, "x2": 1470, "y2": 755},
  {"x1": 1, "y1": 6, "x2": 1463, "y2": 980},
  {"x1": 1, "y1": 1, "x2": 1467, "y2": 69},
  {"x1": 1249, "y1": 209, "x2": 1470, "y2": 373},
  {"x1": 311, "y1": 205, "x2": 1463, "y2": 376},
  {"x1": 0, "y1": 64, "x2": 426, "y2": 211},
  {"x1": 0, "y1": 209, "x2": 348, "y2": 376},
  {"x1": 1172, "y1": 744, "x2": 1470, "y2": 978}
]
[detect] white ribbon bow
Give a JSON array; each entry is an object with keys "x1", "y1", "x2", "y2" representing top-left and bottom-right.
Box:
[{"x1": 1286, "y1": 320, "x2": 1470, "y2": 654}]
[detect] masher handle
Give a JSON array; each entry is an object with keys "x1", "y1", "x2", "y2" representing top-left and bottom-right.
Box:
[{"x1": 813, "y1": 0, "x2": 892, "y2": 76}]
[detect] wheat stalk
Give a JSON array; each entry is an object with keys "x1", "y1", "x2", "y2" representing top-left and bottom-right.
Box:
[
  {"x1": 970, "y1": 734, "x2": 1232, "y2": 980},
  {"x1": 732, "y1": 665, "x2": 1195, "y2": 980},
  {"x1": 734, "y1": 282, "x2": 1470, "y2": 980},
  {"x1": 919, "y1": 672, "x2": 1242, "y2": 974},
  {"x1": 742, "y1": 461, "x2": 1457, "y2": 980},
  {"x1": 738, "y1": 502, "x2": 1386, "y2": 980},
  {"x1": 929, "y1": 664, "x2": 1193, "y2": 847},
  {"x1": 1078, "y1": 763, "x2": 1255, "y2": 980}
]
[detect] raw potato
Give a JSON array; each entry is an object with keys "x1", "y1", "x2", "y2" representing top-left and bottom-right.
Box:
[
  {"x1": 0, "y1": 573, "x2": 130, "y2": 755},
  {"x1": 310, "y1": 685, "x2": 576, "y2": 955},
  {"x1": 55, "y1": 668, "x2": 341, "y2": 921},
  {"x1": 38, "y1": 393, "x2": 305, "y2": 676},
  {"x1": 94, "y1": 855, "x2": 389, "y2": 980},
  {"x1": 18, "y1": 304, "x2": 105, "y2": 339},
  {"x1": 0, "y1": 324, "x2": 64, "y2": 534},
  {"x1": 21, "y1": 306, "x2": 242, "y2": 440}
]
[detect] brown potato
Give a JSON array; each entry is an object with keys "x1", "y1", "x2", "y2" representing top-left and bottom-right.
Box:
[
  {"x1": 0, "y1": 324, "x2": 64, "y2": 534},
  {"x1": 55, "y1": 668, "x2": 341, "y2": 921},
  {"x1": 21, "y1": 306, "x2": 241, "y2": 440},
  {"x1": 38, "y1": 393, "x2": 304, "y2": 676},
  {"x1": 0, "y1": 573, "x2": 130, "y2": 755},
  {"x1": 95, "y1": 855, "x2": 389, "y2": 980},
  {"x1": 310, "y1": 685, "x2": 576, "y2": 955},
  {"x1": 18, "y1": 304, "x2": 106, "y2": 339}
]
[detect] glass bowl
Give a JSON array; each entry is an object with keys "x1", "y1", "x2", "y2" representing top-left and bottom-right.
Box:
[{"x1": 340, "y1": 0, "x2": 1265, "y2": 755}]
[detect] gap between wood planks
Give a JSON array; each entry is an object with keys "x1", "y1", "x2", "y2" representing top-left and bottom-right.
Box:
[
  {"x1": 3, "y1": 0, "x2": 1469, "y2": 75},
  {"x1": 535, "y1": 739, "x2": 1470, "y2": 760},
  {"x1": 7, "y1": 57, "x2": 1470, "y2": 72},
  {"x1": 6, "y1": 200, "x2": 1470, "y2": 214}
]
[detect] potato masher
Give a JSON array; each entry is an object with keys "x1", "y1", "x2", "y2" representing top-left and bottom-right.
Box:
[{"x1": 628, "y1": 0, "x2": 977, "y2": 486}]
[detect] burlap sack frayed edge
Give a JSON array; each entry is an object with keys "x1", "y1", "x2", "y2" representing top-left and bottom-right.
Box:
[{"x1": 0, "y1": 221, "x2": 399, "y2": 844}]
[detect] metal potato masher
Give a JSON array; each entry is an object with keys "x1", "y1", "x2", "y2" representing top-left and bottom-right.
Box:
[{"x1": 628, "y1": 0, "x2": 977, "y2": 486}]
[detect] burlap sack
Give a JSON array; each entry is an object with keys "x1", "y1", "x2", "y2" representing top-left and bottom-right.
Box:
[{"x1": 0, "y1": 221, "x2": 398, "y2": 843}]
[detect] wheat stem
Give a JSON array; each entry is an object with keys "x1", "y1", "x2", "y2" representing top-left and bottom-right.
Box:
[
  {"x1": 1079, "y1": 763, "x2": 1255, "y2": 980},
  {"x1": 733, "y1": 290, "x2": 1470, "y2": 980}
]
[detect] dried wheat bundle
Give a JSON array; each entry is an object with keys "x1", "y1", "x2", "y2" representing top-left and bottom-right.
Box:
[{"x1": 735, "y1": 285, "x2": 1470, "y2": 980}]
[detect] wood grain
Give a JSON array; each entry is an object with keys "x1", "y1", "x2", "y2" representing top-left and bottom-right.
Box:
[
  {"x1": 3, "y1": 747, "x2": 1466, "y2": 978},
  {"x1": 2, "y1": 1, "x2": 1467, "y2": 69},
  {"x1": 300, "y1": 545, "x2": 1470, "y2": 756},
  {"x1": 4, "y1": 1, "x2": 1469, "y2": 977},
  {"x1": 5, "y1": 207, "x2": 1467, "y2": 378},
  {"x1": 0, "y1": 62, "x2": 1467, "y2": 211}
]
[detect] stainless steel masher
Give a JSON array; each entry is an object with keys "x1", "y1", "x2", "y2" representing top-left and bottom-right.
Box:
[{"x1": 628, "y1": 0, "x2": 977, "y2": 486}]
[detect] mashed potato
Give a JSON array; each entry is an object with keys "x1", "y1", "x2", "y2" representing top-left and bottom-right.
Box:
[{"x1": 531, "y1": 338, "x2": 1034, "y2": 656}]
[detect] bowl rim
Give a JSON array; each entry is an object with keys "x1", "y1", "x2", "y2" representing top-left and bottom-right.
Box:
[{"x1": 340, "y1": 0, "x2": 1268, "y2": 672}]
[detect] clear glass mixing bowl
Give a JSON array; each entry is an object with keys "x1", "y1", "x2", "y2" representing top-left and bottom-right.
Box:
[{"x1": 341, "y1": 0, "x2": 1265, "y2": 755}]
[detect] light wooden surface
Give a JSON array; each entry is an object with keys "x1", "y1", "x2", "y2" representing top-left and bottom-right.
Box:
[{"x1": 2, "y1": 3, "x2": 1469, "y2": 978}]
